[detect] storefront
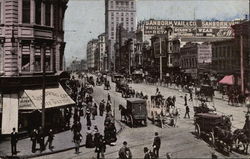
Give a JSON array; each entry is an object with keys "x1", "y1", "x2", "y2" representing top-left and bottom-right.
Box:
[{"x1": 0, "y1": 80, "x2": 75, "y2": 134}]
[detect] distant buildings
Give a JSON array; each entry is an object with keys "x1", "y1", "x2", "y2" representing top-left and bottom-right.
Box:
[
  {"x1": 87, "y1": 39, "x2": 98, "y2": 70},
  {"x1": 105, "y1": 0, "x2": 136, "y2": 71},
  {"x1": 67, "y1": 59, "x2": 87, "y2": 72}
]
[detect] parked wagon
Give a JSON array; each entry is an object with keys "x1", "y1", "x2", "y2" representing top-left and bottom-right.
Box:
[{"x1": 119, "y1": 98, "x2": 147, "y2": 127}]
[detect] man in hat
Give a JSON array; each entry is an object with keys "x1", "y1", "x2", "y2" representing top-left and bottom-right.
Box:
[
  {"x1": 99, "y1": 100, "x2": 105, "y2": 116},
  {"x1": 118, "y1": 141, "x2": 132, "y2": 159},
  {"x1": 184, "y1": 94, "x2": 187, "y2": 106},
  {"x1": 153, "y1": 132, "x2": 161, "y2": 158},
  {"x1": 30, "y1": 129, "x2": 37, "y2": 153},
  {"x1": 143, "y1": 147, "x2": 151, "y2": 159},
  {"x1": 85, "y1": 108, "x2": 92, "y2": 127},
  {"x1": 10, "y1": 128, "x2": 18, "y2": 155}
]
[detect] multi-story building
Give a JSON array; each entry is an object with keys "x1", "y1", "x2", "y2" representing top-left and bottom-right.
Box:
[
  {"x1": 180, "y1": 42, "x2": 212, "y2": 79},
  {"x1": 105, "y1": 0, "x2": 136, "y2": 71},
  {"x1": 0, "y1": 0, "x2": 74, "y2": 134},
  {"x1": 211, "y1": 39, "x2": 239, "y2": 76},
  {"x1": 97, "y1": 33, "x2": 106, "y2": 71},
  {"x1": 232, "y1": 21, "x2": 250, "y2": 91},
  {"x1": 87, "y1": 39, "x2": 98, "y2": 70}
]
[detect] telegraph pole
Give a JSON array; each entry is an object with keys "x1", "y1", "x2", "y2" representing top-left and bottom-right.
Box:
[
  {"x1": 159, "y1": 37, "x2": 163, "y2": 81},
  {"x1": 42, "y1": 45, "x2": 46, "y2": 128},
  {"x1": 240, "y1": 33, "x2": 245, "y2": 95}
]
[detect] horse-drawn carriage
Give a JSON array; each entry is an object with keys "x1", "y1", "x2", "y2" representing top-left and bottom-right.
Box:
[
  {"x1": 116, "y1": 80, "x2": 128, "y2": 93},
  {"x1": 194, "y1": 113, "x2": 234, "y2": 153},
  {"x1": 111, "y1": 74, "x2": 124, "y2": 83},
  {"x1": 147, "y1": 95, "x2": 179, "y2": 128},
  {"x1": 195, "y1": 84, "x2": 214, "y2": 101},
  {"x1": 193, "y1": 98, "x2": 216, "y2": 115},
  {"x1": 132, "y1": 70, "x2": 144, "y2": 83},
  {"x1": 119, "y1": 98, "x2": 147, "y2": 127}
]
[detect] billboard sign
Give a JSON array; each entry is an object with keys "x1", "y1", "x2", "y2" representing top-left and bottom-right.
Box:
[
  {"x1": 143, "y1": 20, "x2": 239, "y2": 37},
  {"x1": 197, "y1": 44, "x2": 212, "y2": 64}
]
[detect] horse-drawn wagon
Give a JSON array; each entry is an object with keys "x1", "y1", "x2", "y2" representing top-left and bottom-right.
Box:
[
  {"x1": 119, "y1": 98, "x2": 147, "y2": 127},
  {"x1": 147, "y1": 95, "x2": 179, "y2": 128},
  {"x1": 194, "y1": 113, "x2": 233, "y2": 153}
]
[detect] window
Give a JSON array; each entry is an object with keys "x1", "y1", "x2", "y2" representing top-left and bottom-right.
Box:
[
  {"x1": 21, "y1": 54, "x2": 30, "y2": 72},
  {"x1": 22, "y1": 0, "x2": 31, "y2": 23},
  {"x1": 126, "y1": 2, "x2": 129, "y2": 6},
  {"x1": 35, "y1": 46, "x2": 41, "y2": 71},
  {"x1": 35, "y1": 0, "x2": 41, "y2": 24},
  {"x1": 121, "y1": 18, "x2": 124, "y2": 21},
  {"x1": 45, "y1": 3, "x2": 51, "y2": 26},
  {"x1": 45, "y1": 47, "x2": 51, "y2": 71},
  {"x1": 131, "y1": 2, "x2": 134, "y2": 8},
  {"x1": 0, "y1": 45, "x2": 4, "y2": 73}
]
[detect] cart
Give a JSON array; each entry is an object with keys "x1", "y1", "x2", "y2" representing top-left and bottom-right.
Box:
[{"x1": 119, "y1": 98, "x2": 147, "y2": 127}]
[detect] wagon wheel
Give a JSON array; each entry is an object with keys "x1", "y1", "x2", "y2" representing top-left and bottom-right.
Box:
[
  {"x1": 209, "y1": 132, "x2": 215, "y2": 146},
  {"x1": 144, "y1": 119, "x2": 147, "y2": 126},
  {"x1": 130, "y1": 115, "x2": 134, "y2": 128},
  {"x1": 195, "y1": 124, "x2": 201, "y2": 138}
]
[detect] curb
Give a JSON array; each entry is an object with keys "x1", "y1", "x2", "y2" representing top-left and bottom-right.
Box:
[{"x1": 1, "y1": 119, "x2": 124, "y2": 159}]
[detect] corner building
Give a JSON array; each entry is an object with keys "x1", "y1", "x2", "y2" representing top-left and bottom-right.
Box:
[{"x1": 0, "y1": 0, "x2": 75, "y2": 135}]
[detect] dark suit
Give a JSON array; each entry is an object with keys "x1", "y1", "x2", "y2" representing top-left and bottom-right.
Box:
[
  {"x1": 153, "y1": 136, "x2": 161, "y2": 158},
  {"x1": 11, "y1": 132, "x2": 18, "y2": 155}
]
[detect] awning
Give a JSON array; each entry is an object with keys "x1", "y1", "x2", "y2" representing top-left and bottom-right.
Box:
[
  {"x1": 218, "y1": 75, "x2": 234, "y2": 85},
  {"x1": 19, "y1": 84, "x2": 75, "y2": 110}
]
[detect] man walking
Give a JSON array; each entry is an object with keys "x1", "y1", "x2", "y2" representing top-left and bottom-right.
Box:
[
  {"x1": 118, "y1": 141, "x2": 132, "y2": 159},
  {"x1": 184, "y1": 94, "x2": 187, "y2": 106},
  {"x1": 99, "y1": 100, "x2": 105, "y2": 116},
  {"x1": 96, "y1": 135, "x2": 106, "y2": 159},
  {"x1": 37, "y1": 126, "x2": 45, "y2": 152},
  {"x1": 30, "y1": 129, "x2": 37, "y2": 153},
  {"x1": 45, "y1": 129, "x2": 54, "y2": 150},
  {"x1": 10, "y1": 128, "x2": 18, "y2": 156},
  {"x1": 153, "y1": 132, "x2": 161, "y2": 158},
  {"x1": 73, "y1": 131, "x2": 82, "y2": 154},
  {"x1": 107, "y1": 93, "x2": 111, "y2": 102},
  {"x1": 184, "y1": 105, "x2": 190, "y2": 119}
]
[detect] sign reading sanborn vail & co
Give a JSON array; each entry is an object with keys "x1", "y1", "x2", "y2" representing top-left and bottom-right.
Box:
[{"x1": 143, "y1": 20, "x2": 240, "y2": 37}]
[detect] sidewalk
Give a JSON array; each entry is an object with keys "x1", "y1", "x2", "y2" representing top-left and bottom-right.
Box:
[{"x1": 0, "y1": 112, "x2": 122, "y2": 159}]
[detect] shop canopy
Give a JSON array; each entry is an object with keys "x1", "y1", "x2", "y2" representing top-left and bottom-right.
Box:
[
  {"x1": 19, "y1": 84, "x2": 75, "y2": 110},
  {"x1": 218, "y1": 75, "x2": 235, "y2": 85}
]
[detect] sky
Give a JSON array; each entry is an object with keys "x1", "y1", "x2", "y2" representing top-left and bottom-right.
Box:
[{"x1": 64, "y1": 0, "x2": 249, "y2": 66}]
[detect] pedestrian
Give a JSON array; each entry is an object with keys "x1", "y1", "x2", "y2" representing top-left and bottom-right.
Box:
[
  {"x1": 30, "y1": 129, "x2": 37, "y2": 153},
  {"x1": 10, "y1": 128, "x2": 18, "y2": 156},
  {"x1": 45, "y1": 129, "x2": 54, "y2": 150},
  {"x1": 37, "y1": 126, "x2": 45, "y2": 152},
  {"x1": 94, "y1": 126, "x2": 100, "y2": 147},
  {"x1": 85, "y1": 108, "x2": 92, "y2": 127},
  {"x1": 184, "y1": 94, "x2": 187, "y2": 106},
  {"x1": 85, "y1": 126, "x2": 94, "y2": 148},
  {"x1": 118, "y1": 141, "x2": 132, "y2": 159},
  {"x1": 92, "y1": 103, "x2": 98, "y2": 120},
  {"x1": 156, "y1": 87, "x2": 159, "y2": 95},
  {"x1": 106, "y1": 102, "x2": 111, "y2": 113},
  {"x1": 99, "y1": 100, "x2": 105, "y2": 116},
  {"x1": 184, "y1": 105, "x2": 190, "y2": 119},
  {"x1": 107, "y1": 93, "x2": 111, "y2": 102},
  {"x1": 143, "y1": 147, "x2": 151, "y2": 159},
  {"x1": 153, "y1": 132, "x2": 161, "y2": 158},
  {"x1": 76, "y1": 121, "x2": 82, "y2": 132},
  {"x1": 189, "y1": 89, "x2": 193, "y2": 101},
  {"x1": 172, "y1": 96, "x2": 176, "y2": 107},
  {"x1": 73, "y1": 131, "x2": 82, "y2": 154},
  {"x1": 95, "y1": 135, "x2": 106, "y2": 159}
]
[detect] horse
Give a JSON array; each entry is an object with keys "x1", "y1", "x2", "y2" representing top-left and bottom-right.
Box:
[
  {"x1": 233, "y1": 129, "x2": 250, "y2": 154},
  {"x1": 214, "y1": 126, "x2": 234, "y2": 152},
  {"x1": 119, "y1": 104, "x2": 128, "y2": 122}
]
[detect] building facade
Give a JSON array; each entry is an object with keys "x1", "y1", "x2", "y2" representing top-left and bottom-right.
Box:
[
  {"x1": 87, "y1": 39, "x2": 98, "y2": 70},
  {"x1": 0, "y1": 0, "x2": 73, "y2": 134},
  {"x1": 97, "y1": 33, "x2": 106, "y2": 71},
  {"x1": 180, "y1": 42, "x2": 212, "y2": 79},
  {"x1": 211, "y1": 39, "x2": 239, "y2": 76},
  {"x1": 0, "y1": 0, "x2": 68, "y2": 77},
  {"x1": 105, "y1": 0, "x2": 136, "y2": 71}
]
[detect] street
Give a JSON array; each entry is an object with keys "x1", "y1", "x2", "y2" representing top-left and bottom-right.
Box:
[{"x1": 32, "y1": 76, "x2": 249, "y2": 159}]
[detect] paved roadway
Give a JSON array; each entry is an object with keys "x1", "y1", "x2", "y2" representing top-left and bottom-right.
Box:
[{"x1": 33, "y1": 76, "x2": 249, "y2": 159}]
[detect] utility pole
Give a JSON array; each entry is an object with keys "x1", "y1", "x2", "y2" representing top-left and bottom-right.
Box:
[
  {"x1": 159, "y1": 37, "x2": 163, "y2": 81},
  {"x1": 42, "y1": 45, "x2": 46, "y2": 128},
  {"x1": 240, "y1": 33, "x2": 245, "y2": 95}
]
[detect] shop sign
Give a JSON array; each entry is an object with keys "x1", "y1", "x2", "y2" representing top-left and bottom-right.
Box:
[{"x1": 197, "y1": 44, "x2": 212, "y2": 64}]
